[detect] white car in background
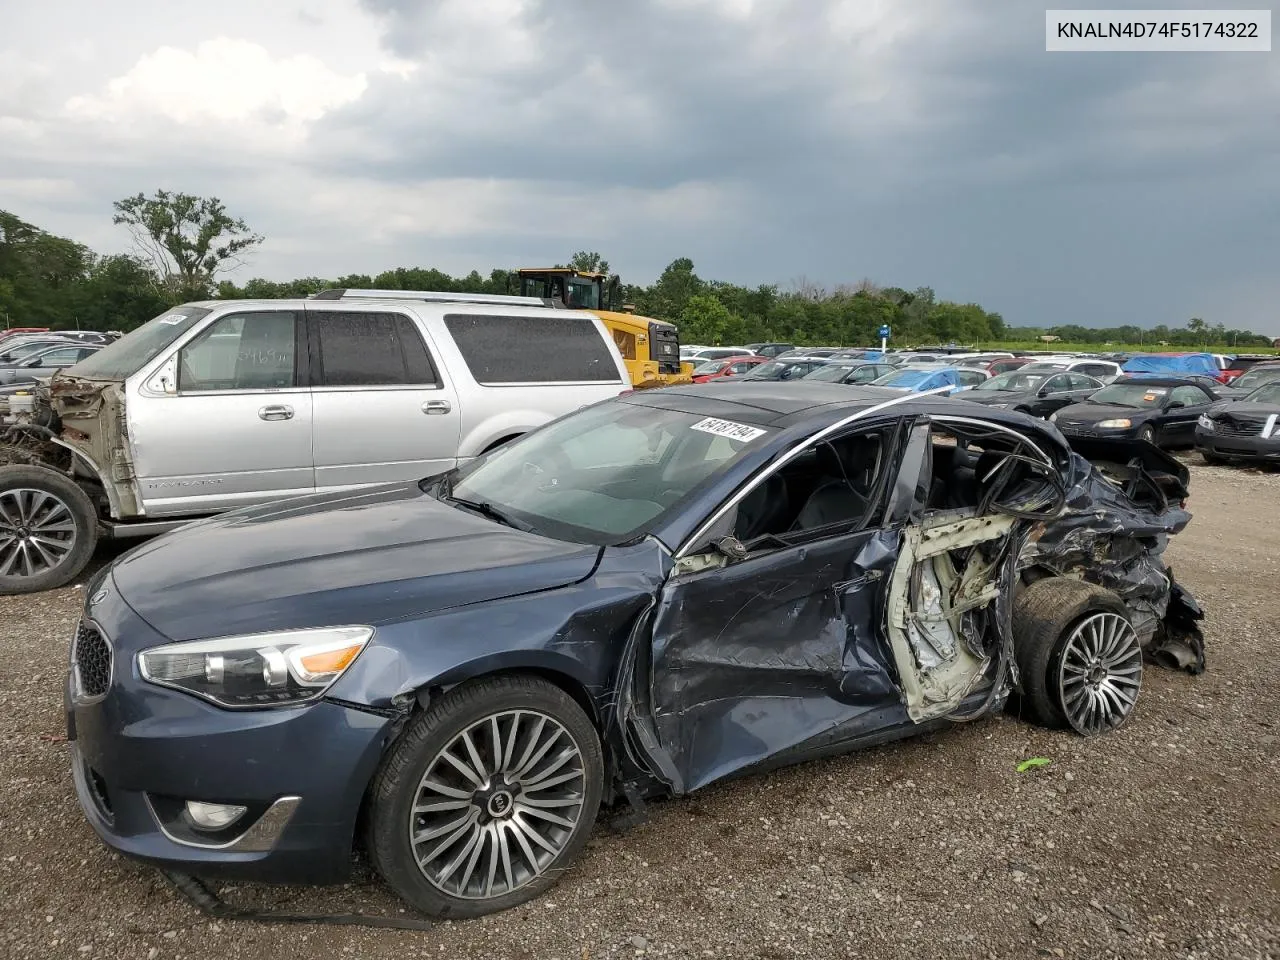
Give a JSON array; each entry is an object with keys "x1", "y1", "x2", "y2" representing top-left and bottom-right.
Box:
[
  {"x1": 1019, "y1": 358, "x2": 1124, "y2": 383},
  {"x1": 686, "y1": 346, "x2": 755, "y2": 362}
]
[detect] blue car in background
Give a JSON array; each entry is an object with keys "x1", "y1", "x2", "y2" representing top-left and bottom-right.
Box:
[{"x1": 870, "y1": 366, "x2": 988, "y2": 395}]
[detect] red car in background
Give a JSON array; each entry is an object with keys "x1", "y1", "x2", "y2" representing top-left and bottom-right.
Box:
[{"x1": 691, "y1": 355, "x2": 768, "y2": 383}]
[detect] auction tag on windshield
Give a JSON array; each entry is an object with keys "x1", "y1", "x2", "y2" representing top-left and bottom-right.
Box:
[
  {"x1": 690, "y1": 416, "x2": 767, "y2": 443},
  {"x1": 158, "y1": 313, "x2": 187, "y2": 325}
]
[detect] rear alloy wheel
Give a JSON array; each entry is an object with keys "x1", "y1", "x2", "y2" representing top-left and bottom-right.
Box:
[
  {"x1": 0, "y1": 465, "x2": 98, "y2": 595},
  {"x1": 368, "y1": 675, "x2": 603, "y2": 917},
  {"x1": 1012, "y1": 577, "x2": 1142, "y2": 736},
  {"x1": 1054, "y1": 611, "x2": 1142, "y2": 736}
]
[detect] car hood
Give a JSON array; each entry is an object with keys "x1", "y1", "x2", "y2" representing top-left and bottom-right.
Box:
[
  {"x1": 1053, "y1": 402, "x2": 1158, "y2": 423},
  {"x1": 963, "y1": 390, "x2": 1029, "y2": 404},
  {"x1": 1208, "y1": 401, "x2": 1280, "y2": 418},
  {"x1": 110, "y1": 483, "x2": 602, "y2": 641}
]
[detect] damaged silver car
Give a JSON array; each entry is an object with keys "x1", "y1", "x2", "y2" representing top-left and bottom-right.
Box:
[{"x1": 67, "y1": 381, "x2": 1204, "y2": 918}]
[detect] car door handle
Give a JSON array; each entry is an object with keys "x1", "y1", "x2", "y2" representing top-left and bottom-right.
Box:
[
  {"x1": 422, "y1": 400, "x2": 452, "y2": 415},
  {"x1": 258, "y1": 404, "x2": 294, "y2": 421}
]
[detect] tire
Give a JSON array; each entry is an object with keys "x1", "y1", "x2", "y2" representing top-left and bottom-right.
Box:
[
  {"x1": 1200, "y1": 451, "x2": 1225, "y2": 466},
  {"x1": 480, "y1": 434, "x2": 523, "y2": 455},
  {"x1": 1137, "y1": 424, "x2": 1156, "y2": 445},
  {"x1": 367, "y1": 675, "x2": 604, "y2": 918},
  {"x1": 0, "y1": 464, "x2": 99, "y2": 595},
  {"x1": 1012, "y1": 578, "x2": 1142, "y2": 737}
]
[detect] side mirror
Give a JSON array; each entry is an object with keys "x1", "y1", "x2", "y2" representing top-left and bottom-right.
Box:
[
  {"x1": 1167, "y1": 400, "x2": 1185, "y2": 409},
  {"x1": 712, "y1": 536, "x2": 750, "y2": 562},
  {"x1": 1036, "y1": 386, "x2": 1050, "y2": 397}
]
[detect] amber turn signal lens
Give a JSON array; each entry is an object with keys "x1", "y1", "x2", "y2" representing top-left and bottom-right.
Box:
[{"x1": 296, "y1": 644, "x2": 363, "y2": 677}]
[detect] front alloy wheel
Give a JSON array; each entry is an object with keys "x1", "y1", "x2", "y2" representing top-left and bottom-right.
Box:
[
  {"x1": 368, "y1": 675, "x2": 603, "y2": 918},
  {"x1": 409, "y1": 709, "x2": 587, "y2": 900},
  {"x1": 0, "y1": 465, "x2": 99, "y2": 595}
]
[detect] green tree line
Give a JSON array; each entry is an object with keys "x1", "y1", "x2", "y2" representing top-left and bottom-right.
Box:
[{"x1": 2, "y1": 200, "x2": 1273, "y2": 350}]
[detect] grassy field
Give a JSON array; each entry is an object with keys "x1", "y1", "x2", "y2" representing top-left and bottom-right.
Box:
[{"x1": 964, "y1": 341, "x2": 1278, "y2": 355}]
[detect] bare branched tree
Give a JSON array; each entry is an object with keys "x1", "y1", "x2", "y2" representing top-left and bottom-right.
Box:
[{"x1": 112, "y1": 190, "x2": 263, "y2": 297}]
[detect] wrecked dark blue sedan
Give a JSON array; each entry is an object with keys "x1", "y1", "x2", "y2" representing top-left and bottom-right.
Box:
[{"x1": 66, "y1": 383, "x2": 1205, "y2": 919}]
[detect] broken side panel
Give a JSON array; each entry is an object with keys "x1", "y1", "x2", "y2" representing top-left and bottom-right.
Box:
[
  {"x1": 1020, "y1": 446, "x2": 1205, "y2": 671},
  {"x1": 885, "y1": 511, "x2": 1018, "y2": 722},
  {"x1": 642, "y1": 529, "x2": 906, "y2": 794}
]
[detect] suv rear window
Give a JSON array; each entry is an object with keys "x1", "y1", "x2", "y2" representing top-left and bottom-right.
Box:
[
  {"x1": 313, "y1": 312, "x2": 438, "y2": 386},
  {"x1": 444, "y1": 313, "x2": 621, "y2": 384}
]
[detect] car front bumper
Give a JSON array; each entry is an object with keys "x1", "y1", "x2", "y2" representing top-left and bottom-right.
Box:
[
  {"x1": 1054, "y1": 423, "x2": 1141, "y2": 440},
  {"x1": 1195, "y1": 428, "x2": 1280, "y2": 461},
  {"x1": 66, "y1": 584, "x2": 397, "y2": 884}
]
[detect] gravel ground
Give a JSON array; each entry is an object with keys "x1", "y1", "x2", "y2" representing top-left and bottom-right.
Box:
[{"x1": 2, "y1": 459, "x2": 1278, "y2": 960}]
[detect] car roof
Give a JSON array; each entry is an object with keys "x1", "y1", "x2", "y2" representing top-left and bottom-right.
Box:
[
  {"x1": 632, "y1": 381, "x2": 907, "y2": 424},
  {"x1": 1112, "y1": 376, "x2": 1208, "y2": 387}
]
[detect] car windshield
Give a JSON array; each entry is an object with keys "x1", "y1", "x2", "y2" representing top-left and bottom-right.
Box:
[
  {"x1": 67, "y1": 307, "x2": 212, "y2": 380},
  {"x1": 693, "y1": 359, "x2": 729, "y2": 375},
  {"x1": 744, "y1": 360, "x2": 805, "y2": 380},
  {"x1": 1233, "y1": 368, "x2": 1280, "y2": 391},
  {"x1": 1244, "y1": 383, "x2": 1280, "y2": 405},
  {"x1": 873, "y1": 369, "x2": 932, "y2": 388},
  {"x1": 803, "y1": 363, "x2": 860, "y2": 382},
  {"x1": 440, "y1": 400, "x2": 765, "y2": 544},
  {"x1": 975, "y1": 372, "x2": 1051, "y2": 392},
  {"x1": 1087, "y1": 383, "x2": 1170, "y2": 408}
]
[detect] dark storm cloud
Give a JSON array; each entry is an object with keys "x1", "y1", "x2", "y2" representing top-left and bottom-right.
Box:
[
  {"x1": 313, "y1": 0, "x2": 1280, "y2": 330},
  {"x1": 2, "y1": 0, "x2": 1276, "y2": 330}
]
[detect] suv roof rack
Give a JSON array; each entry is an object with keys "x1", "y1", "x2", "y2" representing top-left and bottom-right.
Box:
[{"x1": 311, "y1": 288, "x2": 564, "y2": 308}]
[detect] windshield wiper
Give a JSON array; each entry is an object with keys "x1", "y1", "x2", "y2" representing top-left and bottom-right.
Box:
[{"x1": 443, "y1": 494, "x2": 530, "y2": 531}]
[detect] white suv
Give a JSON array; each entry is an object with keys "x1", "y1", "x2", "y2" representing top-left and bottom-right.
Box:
[{"x1": 0, "y1": 289, "x2": 630, "y2": 593}]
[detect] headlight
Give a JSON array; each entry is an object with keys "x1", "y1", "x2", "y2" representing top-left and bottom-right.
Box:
[
  {"x1": 138, "y1": 626, "x2": 372, "y2": 708},
  {"x1": 987, "y1": 402, "x2": 1009, "y2": 408},
  {"x1": 1197, "y1": 414, "x2": 1214, "y2": 431},
  {"x1": 1096, "y1": 419, "x2": 1132, "y2": 429},
  {"x1": 1048, "y1": 412, "x2": 1058, "y2": 422}
]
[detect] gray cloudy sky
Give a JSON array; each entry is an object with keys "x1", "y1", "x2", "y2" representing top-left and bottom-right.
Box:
[{"x1": 2, "y1": 0, "x2": 1277, "y2": 330}]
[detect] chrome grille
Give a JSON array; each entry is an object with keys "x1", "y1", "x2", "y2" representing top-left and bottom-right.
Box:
[
  {"x1": 73, "y1": 621, "x2": 112, "y2": 698},
  {"x1": 1214, "y1": 416, "x2": 1268, "y2": 438},
  {"x1": 1055, "y1": 420, "x2": 1097, "y2": 437}
]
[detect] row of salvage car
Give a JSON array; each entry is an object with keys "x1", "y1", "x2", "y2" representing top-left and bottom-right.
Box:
[
  {"x1": 3, "y1": 294, "x2": 1209, "y2": 920},
  {"x1": 692, "y1": 347, "x2": 1280, "y2": 465}
]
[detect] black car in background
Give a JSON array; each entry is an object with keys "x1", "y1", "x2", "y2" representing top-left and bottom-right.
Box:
[
  {"x1": 1196, "y1": 380, "x2": 1280, "y2": 464},
  {"x1": 1049, "y1": 376, "x2": 1225, "y2": 447},
  {"x1": 961, "y1": 369, "x2": 1104, "y2": 418},
  {"x1": 733, "y1": 357, "x2": 830, "y2": 381}
]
